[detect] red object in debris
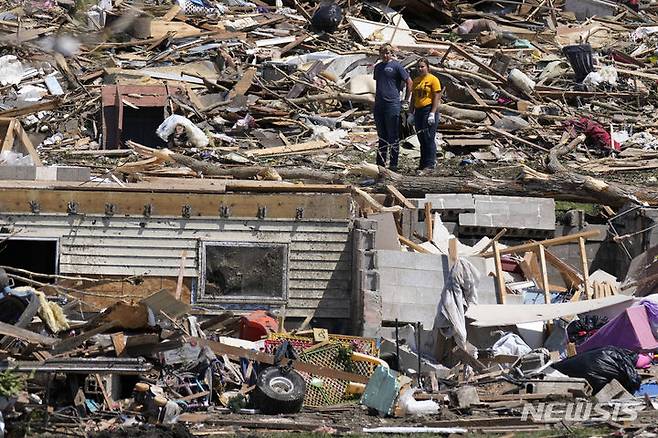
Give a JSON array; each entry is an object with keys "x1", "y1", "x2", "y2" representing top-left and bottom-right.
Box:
[
  {"x1": 501, "y1": 255, "x2": 522, "y2": 274},
  {"x1": 239, "y1": 310, "x2": 279, "y2": 341},
  {"x1": 563, "y1": 117, "x2": 621, "y2": 152}
]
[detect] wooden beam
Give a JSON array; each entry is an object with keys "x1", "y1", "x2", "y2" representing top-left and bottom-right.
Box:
[
  {"x1": 477, "y1": 228, "x2": 508, "y2": 255},
  {"x1": 162, "y1": 4, "x2": 181, "y2": 21},
  {"x1": 493, "y1": 242, "x2": 506, "y2": 304},
  {"x1": 537, "y1": 245, "x2": 551, "y2": 304},
  {"x1": 449, "y1": 42, "x2": 507, "y2": 83},
  {"x1": 245, "y1": 140, "x2": 328, "y2": 157},
  {"x1": 448, "y1": 237, "x2": 458, "y2": 267},
  {"x1": 0, "y1": 189, "x2": 352, "y2": 220},
  {"x1": 385, "y1": 184, "x2": 416, "y2": 209},
  {"x1": 0, "y1": 321, "x2": 56, "y2": 347},
  {"x1": 544, "y1": 247, "x2": 583, "y2": 289},
  {"x1": 487, "y1": 126, "x2": 549, "y2": 153},
  {"x1": 481, "y1": 230, "x2": 601, "y2": 258},
  {"x1": 398, "y1": 234, "x2": 431, "y2": 254},
  {"x1": 519, "y1": 251, "x2": 542, "y2": 286},
  {"x1": 578, "y1": 236, "x2": 591, "y2": 299}
]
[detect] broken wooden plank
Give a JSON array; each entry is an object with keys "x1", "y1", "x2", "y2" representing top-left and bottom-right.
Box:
[
  {"x1": 493, "y1": 241, "x2": 506, "y2": 304},
  {"x1": 245, "y1": 140, "x2": 329, "y2": 157},
  {"x1": 481, "y1": 230, "x2": 601, "y2": 258},
  {"x1": 0, "y1": 321, "x2": 56, "y2": 347},
  {"x1": 385, "y1": 184, "x2": 416, "y2": 209},
  {"x1": 398, "y1": 234, "x2": 431, "y2": 253}
]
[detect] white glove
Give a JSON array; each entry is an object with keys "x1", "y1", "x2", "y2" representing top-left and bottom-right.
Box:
[
  {"x1": 407, "y1": 113, "x2": 414, "y2": 125},
  {"x1": 401, "y1": 100, "x2": 410, "y2": 111},
  {"x1": 427, "y1": 112, "x2": 436, "y2": 125}
]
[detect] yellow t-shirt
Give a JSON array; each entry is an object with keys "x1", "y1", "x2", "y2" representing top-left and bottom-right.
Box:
[{"x1": 412, "y1": 74, "x2": 441, "y2": 109}]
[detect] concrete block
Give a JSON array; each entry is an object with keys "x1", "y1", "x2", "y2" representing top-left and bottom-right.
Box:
[
  {"x1": 413, "y1": 193, "x2": 476, "y2": 211},
  {"x1": 362, "y1": 289, "x2": 382, "y2": 338},
  {"x1": 460, "y1": 195, "x2": 555, "y2": 231},
  {"x1": 450, "y1": 385, "x2": 480, "y2": 409},
  {"x1": 35, "y1": 166, "x2": 58, "y2": 181},
  {"x1": 375, "y1": 250, "x2": 446, "y2": 272},
  {"x1": 354, "y1": 218, "x2": 378, "y2": 231},
  {"x1": 594, "y1": 379, "x2": 633, "y2": 403},
  {"x1": 382, "y1": 301, "x2": 437, "y2": 327},
  {"x1": 356, "y1": 269, "x2": 378, "y2": 291},
  {"x1": 533, "y1": 380, "x2": 590, "y2": 396},
  {"x1": 370, "y1": 213, "x2": 401, "y2": 251},
  {"x1": 56, "y1": 166, "x2": 91, "y2": 182},
  {"x1": 0, "y1": 166, "x2": 36, "y2": 180}
]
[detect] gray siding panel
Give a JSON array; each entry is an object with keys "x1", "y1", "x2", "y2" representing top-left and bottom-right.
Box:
[{"x1": 0, "y1": 214, "x2": 352, "y2": 318}]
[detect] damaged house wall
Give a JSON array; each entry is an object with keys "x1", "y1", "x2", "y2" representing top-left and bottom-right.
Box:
[{"x1": 0, "y1": 185, "x2": 355, "y2": 322}]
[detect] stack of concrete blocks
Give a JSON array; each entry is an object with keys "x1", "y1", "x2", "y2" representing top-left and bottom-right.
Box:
[
  {"x1": 352, "y1": 218, "x2": 379, "y2": 337},
  {"x1": 376, "y1": 250, "x2": 450, "y2": 330},
  {"x1": 0, "y1": 166, "x2": 91, "y2": 182},
  {"x1": 412, "y1": 194, "x2": 556, "y2": 239}
]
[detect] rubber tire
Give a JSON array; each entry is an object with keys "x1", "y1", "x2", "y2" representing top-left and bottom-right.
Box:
[{"x1": 253, "y1": 367, "x2": 306, "y2": 414}]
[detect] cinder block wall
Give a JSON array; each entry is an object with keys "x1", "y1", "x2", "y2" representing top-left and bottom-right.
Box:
[{"x1": 352, "y1": 219, "x2": 378, "y2": 336}]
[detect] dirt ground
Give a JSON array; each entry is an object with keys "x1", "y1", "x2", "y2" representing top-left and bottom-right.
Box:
[{"x1": 22, "y1": 404, "x2": 641, "y2": 437}]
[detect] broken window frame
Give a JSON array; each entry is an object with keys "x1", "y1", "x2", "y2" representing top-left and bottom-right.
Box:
[
  {"x1": 0, "y1": 236, "x2": 60, "y2": 281},
  {"x1": 197, "y1": 240, "x2": 289, "y2": 305}
]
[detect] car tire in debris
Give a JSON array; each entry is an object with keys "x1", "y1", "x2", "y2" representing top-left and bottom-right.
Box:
[{"x1": 253, "y1": 367, "x2": 306, "y2": 414}]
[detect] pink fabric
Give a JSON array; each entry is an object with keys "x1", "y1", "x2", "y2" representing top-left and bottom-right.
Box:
[{"x1": 636, "y1": 353, "x2": 653, "y2": 369}]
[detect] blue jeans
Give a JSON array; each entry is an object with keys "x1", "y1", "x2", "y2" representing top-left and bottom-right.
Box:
[
  {"x1": 414, "y1": 105, "x2": 438, "y2": 169},
  {"x1": 374, "y1": 104, "x2": 400, "y2": 168}
]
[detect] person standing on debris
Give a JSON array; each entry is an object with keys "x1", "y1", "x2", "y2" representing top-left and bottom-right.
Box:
[
  {"x1": 373, "y1": 43, "x2": 412, "y2": 171},
  {"x1": 408, "y1": 58, "x2": 441, "y2": 174}
]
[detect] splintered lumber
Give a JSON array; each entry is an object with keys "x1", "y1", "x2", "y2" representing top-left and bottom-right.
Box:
[
  {"x1": 374, "y1": 149, "x2": 658, "y2": 206},
  {"x1": 228, "y1": 67, "x2": 257, "y2": 102},
  {"x1": 480, "y1": 230, "x2": 601, "y2": 258},
  {"x1": 487, "y1": 126, "x2": 549, "y2": 152},
  {"x1": 127, "y1": 142, "x2": 343, "y2": 183},
  {"x1": 493, "y1": 242, "x2": 506, "y2": 304},
  {"x1": 544, "y1": 248, "x2": 583, "y2": 288},
  {"x1": 0, "y1": 321, "x2": 56, "y2": 346},
  {"x1": 399, "y1": 235, "x2": 431, "y2": 253},
  {"x1": 385, "y1": 184, "x2": 415, "y2": 209},
  {"x1": 477, "y1": 228, "x2": 508, "y2": 255},
  {"x1": 246, "y1": 140, "x2": 328, "y2": 157},
  {"x1": 537, "y1": 245, "x2": 551, "y2": 304},
  {"x1": 579, "y1": 237, "x2": 591, "y2": 299}
]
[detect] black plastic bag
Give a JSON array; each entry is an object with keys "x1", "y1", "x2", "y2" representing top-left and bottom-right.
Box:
[
  {"x1": 311, "y1": 4, "x2": 342, "y2": 33},
  {"x1": 567, "y1": 315, "x2": 609, "y2": 345},
  {"x1": 552, "y1": 346, "x2": 640, "y2": 394}
]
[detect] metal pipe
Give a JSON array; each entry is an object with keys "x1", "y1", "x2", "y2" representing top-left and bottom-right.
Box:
[
  {"x1": 395, "y1": 318, "x2": 400, "y2": 371},
  {"x1": 416, "y1": 321, "x2": 422, "y2": 388}
]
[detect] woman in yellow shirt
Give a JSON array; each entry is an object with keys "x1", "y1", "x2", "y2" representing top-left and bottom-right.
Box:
[{"x1": 408, "y1": 58, "x2": 441, "y2": 173}]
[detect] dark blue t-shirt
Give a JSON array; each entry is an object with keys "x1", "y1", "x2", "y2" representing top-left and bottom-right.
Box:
[{"x1": 373, "y1": 60, "x2": 410, "y2": 106}]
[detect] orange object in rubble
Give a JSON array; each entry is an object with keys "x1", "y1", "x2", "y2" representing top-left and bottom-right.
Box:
[{"x1": 239, "y1": 310, "x2": 279, "y2": 341}]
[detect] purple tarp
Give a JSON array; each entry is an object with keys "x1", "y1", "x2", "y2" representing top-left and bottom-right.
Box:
[{"x1": 577, "y1": 304, "x2": 658, "y2": 353}]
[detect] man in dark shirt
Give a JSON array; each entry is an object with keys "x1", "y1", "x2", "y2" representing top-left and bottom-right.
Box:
[{"x1": 373, "y1": 43, "x2": 413, "y2": 171}]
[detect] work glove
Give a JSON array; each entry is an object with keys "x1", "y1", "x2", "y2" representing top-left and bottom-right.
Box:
[
  {"x1": 401, "y1": 100, "x2": 410, "y2": 112},
  {"x1": 407, "y1": 113, "x2": 414, "y2": 125},
  {"x1": 427, "y1": 112, "x2": 436, "y2": 126}
]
